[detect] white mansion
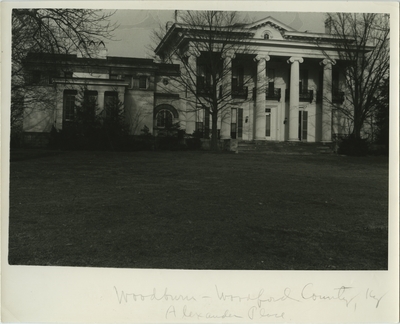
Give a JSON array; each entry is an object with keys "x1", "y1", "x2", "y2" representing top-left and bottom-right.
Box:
[{"x1": 21, "y1": 16, "x2": 363, "y2": 148}]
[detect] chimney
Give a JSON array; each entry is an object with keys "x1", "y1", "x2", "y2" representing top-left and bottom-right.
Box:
[
  {"x1": 97, "y1": 47, "x2": 108, "y2": 59},
  {"x1": 77, "y1": 41, "x2": 107, "y2": 59},
  {"x1": 166, "y1": 21, "x2": 174, "y2": 30}
]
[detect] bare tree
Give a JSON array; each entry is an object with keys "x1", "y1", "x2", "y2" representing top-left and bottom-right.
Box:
[
  {"x1": 323, "y1": 13, "x2": 390, "y2": 140},
  {"x1": 11, "y1": 9, "x2": 117, "y2": 144},
  {"x1": 153, "y1": 10, "x2": 256, "y2": 150},
  {"x1": 373, "y1": 76, "x2": 389, "y2": 148}
]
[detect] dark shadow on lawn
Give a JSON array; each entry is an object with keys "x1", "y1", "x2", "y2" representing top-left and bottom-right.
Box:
[
  {"x1": 10, "y1": 149, "x2": 64, "y2": 162},
  {"x1": 8, "y1": 150, "x2": 389, "y2": 270}
]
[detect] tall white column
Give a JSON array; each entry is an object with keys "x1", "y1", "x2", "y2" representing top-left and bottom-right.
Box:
[
  {"x1": 185, "y1": 54, "x2": 197, "y2": 135},
  {"x1": 320, "y1": 58, "x2": 336, "y2": 142},
  {"x1": 287, "y1": 56, "x2": 304, "y2": 141},
  {"x1": 254, "y1": 54, "x2": 270, "y2": 140},
  {"x1": 220, "y1": 52, "x2": 235, "y2": 139}
]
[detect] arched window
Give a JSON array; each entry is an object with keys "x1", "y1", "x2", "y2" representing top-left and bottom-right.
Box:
[
  {"x1": 156, "y1": 109, "x2": 173, "y2": 128},
  {"x1": 263, "y1": 31, "x2": 272, "y2": 40}
]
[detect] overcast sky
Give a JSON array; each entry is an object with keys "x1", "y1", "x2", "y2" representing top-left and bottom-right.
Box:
[{"x1": 104, "y1": 10, "x2": 326, "y2": 59}]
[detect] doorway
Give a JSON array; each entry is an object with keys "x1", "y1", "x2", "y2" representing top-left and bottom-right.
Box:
[
  {"x1": 298, "y1": 110, "x2": 308, "y2": 141},
  {"x1": 230, "y1": 107, "x2": 243, "y2": 139},
  {"x1": 265, "y1": 107, "x2": 277, "y2": 140}
]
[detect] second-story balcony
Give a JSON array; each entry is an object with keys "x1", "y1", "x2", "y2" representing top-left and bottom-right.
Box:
[
  {"x1": 197, "y1": 84, "x2": 213, "y2": 97},
  {"x1": 316, "y1": 90, "x2": 345, "y2": 104},
  {"x1": 251, "y1": 87, "x2": 281, "y2": 101},
  {"x1": 285, "y1": 89, "x2": 314, "y2": 103},
  {"x1": 231, "y1": 85, "x2": 248, "y2": 99},
  {"x1": 299, "y1": 90, "x2": 314, "y2": 103},
  {"x1": 332, "y1": 91, "x2": 345, "y2": 104},
  {"x1": 266, "y1": 87, "x2": 281, "y2": 101}
]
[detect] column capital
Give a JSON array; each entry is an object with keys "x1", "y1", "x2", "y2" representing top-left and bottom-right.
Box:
[
  {"x1": 320, "y1": 58, "x2": 336, "y2": 66},
  {"x1": 287, "y1": 56, "x2": 304, "y2": 64},
  {"x1": 254, "y1": 54, "x2": 270, "y2": 63}
]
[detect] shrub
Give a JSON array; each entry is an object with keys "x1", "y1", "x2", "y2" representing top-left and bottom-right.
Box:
[
  {"x1": 337, "y1": 135, "x2": 369, "y2": 156},
  {"x1": 132, "y1": 125, "x2": 155, "y2": 151},
  {"x1": 186, "y1": 138, "x2": 202, "y2": 150},
  {"x1": 156, "y1": 136, "x2": 183, "y2": 150},
  {"x1": 185, "y1": 130, "x2": 203, "y2": 150}
]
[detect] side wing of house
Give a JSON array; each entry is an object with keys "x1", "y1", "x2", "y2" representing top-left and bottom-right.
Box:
[{"x1": 21, "y1": 54, "x2": 183, "y2": 147}]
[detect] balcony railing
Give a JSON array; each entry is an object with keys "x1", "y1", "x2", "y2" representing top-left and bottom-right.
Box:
[
  {"x1": 266, "y1": 88, "x2": 281, "y2": 101},
  {"x1": 299, "y1": 90, "x2": 314, "y2": 103},
  {"x1": 251, "y1": 87, "x2": 281, "y2": 101},
  {"x1": 197, "y1": 85, "x2": 213, "y2": 96},
  {"x1": 232, "y1": 85, "x2": 248, "y2": 99},
  {"x1": 285, "y1": 89, "x2": 314, "y2": 103},
  {"x1": 333, "y1": 91, "x2": 345, "y2": 104},
  {"x1": 316, "y1": 90, "x2": 345, "y2": 104}
]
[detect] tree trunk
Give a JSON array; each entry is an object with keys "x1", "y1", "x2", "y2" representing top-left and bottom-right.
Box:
[
  {"x1": 353, "y1": 104, "x2": 362, "y2": 139},
  {"x1": 210, "y1": 111, "x2": 219, "y2": 151}
]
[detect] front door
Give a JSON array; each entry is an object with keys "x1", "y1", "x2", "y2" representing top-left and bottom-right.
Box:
[
  {"x1": 230, "y1": 108, "x2": 243, "y2": 139},
  {"x1": 265, "y1": 107, "x2": 277, "y2": 140},
  {"x1": 298, "y1": 110, "x2": 308, "y2": 141}
]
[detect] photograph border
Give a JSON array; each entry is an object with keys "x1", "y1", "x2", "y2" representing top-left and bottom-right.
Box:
[{"x1": 2, "y1": 1, "x2": 399, "y2": 323}]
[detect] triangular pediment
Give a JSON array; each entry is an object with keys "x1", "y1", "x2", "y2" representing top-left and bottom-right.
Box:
[
  {"x1": 244, "y1": 16, "x2": 296, "y2": 40},
  {"x1": 245, "y1": 16, "x2": 296, "y2": 32}
]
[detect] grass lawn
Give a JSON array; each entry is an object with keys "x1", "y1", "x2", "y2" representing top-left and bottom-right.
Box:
[{"x1": 8, "y1": 150, "x2": 388, "y2": 270}]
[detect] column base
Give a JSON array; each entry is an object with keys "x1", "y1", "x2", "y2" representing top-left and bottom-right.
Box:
[{"x1": 288, "y1": 138, "x2": 300, "y2": 142}]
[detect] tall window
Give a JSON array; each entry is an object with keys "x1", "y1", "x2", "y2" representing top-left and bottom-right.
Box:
[
  {"x1": 197, "y1": 64, "x2": 211, "y2": 90},
  {"x1": 139, "y1": 76, "x2": 147, "y2": 89},
  {"x1": 237, "y1": 108, "x2": 243, "y2": 138},
  {"x1": 332, "y1": 69, "x2": 340, "y2": 93},
  {"x1": 156, "y1": 109, "x2": 173, "y2": 128},
  {"x1": 63, "y1": 90, "x2": 77, "y2": 121},
  {"x1": 232, "y1": 66, "x2": 244, "y2": 90},
  {"x1": 267, "y1": 69, "x2": 275, "y2": 94},
  {"x1": 204, "y1": 109, "x2": 210, "y2": 139},
  {"x1": 130, "y1": 76, "x2": 148, "y2": 90},
  {"x1": 265, "y1": 108, "x2": 271, "y2": 137},
  {"x1": 104, "y1": 92, "x2": 119, "y2": 120},
  {"x1": 298, "y1": 110, "x2": 308, "y2": 141},
  {"x1": 194, "y1": 107, "x2": 210, "y2": 138},
  {"x1": 83, "y1": 91, "x2": 98, "y2": 121},
  {"x1": 231, "y1": 108, "x2": 237, "y2": 139},
  {"x1": 299, "y1": 70, "x2": 308, "y2": 94},
  {"x1": 230, "y1": 108, "x2": 244, "y2": 139},
  {"x1": 331, "y1": 68, "x2": 345, "y2": 104},
  {"x1": 195, "y1": 121, "x2": 204, "y2": 137},
  {"x1": 196, "y1": 54, "x2": 221, "y2": 95}
]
